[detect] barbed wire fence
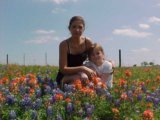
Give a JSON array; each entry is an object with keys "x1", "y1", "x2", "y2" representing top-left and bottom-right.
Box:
[
  {"x1": 0, "y1": 53, "x2": 49, "y2": 66},
  {"x1": 1, "y1": 50, "x2": 123, "y2": 67}
]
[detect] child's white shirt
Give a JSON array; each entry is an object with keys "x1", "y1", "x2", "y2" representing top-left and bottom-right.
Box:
[{"x1": 84, "y1": 60, "x2": 113, "y2": 88}]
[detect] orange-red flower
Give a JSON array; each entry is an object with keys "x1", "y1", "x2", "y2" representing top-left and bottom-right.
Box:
[
  {"x1": 156, "y1": 76, "x2": 160, "y2": 81},
  {"x1": 29, "y1": 88, "x2": 35, "y2": 96},
  {"x1": 0, "y1": 92, "x2": 5, "y2": 103},
  {"x1": 55, "y1": 93, "x2": 63, "y2": 101},
  {"x1": 73, "y1": 79, "x2": 82, "y2": 90},
  {"x1": 114, "y1": 88, "x2": 119, "y2": 93},
  {"x1": 65, "y1": 98, "x2": 72, "y2": 103},
  {"x1": 144, "y1": 68, "x2": 151, "y2": 72},
  {"x1": 74, "y1": 100, "x2": 81, "y2": 105},
  {"x1": 143, "y1": 109, "x2": 154, "y2": 120},
  {"x1": 146, "y1": 79, "x2": 151, "y2": 85},
  {"x1": 125, "y1": 69, "x2": 132, "y2": 77},
  {"x1": 112, "y1": 108, "x2": 120, "y2": 120},
  {"x1": 91, "y1": 76, "x2": 99, "y2": 85},
  {"x1": 112, "y1": 108, "x2": 119, "y2": 115},
  {"x1": 0, "y1": 77, "x2": 9, "y2": 85},
  {"x1": 118, "y1": 78, "x2": 127, "y2": 86},
  {"x1": 120, "y1": 93, "x2": 128, "y2": 100},
  {"x1": 146, "y1": 103, "x2": 153, "y2": 108},
  {"x1": 151, "y1": 86, "x2": 156, "y2": 91}
]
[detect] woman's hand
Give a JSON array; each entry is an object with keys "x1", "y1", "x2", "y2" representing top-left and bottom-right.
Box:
[{"x1": 82, "y1": 66, "x2": 96, "y2": 78}]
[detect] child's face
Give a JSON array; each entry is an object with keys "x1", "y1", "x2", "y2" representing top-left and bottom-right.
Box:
[{"x1": 89, "y1": 48, "x2": 104, "y2": 65}]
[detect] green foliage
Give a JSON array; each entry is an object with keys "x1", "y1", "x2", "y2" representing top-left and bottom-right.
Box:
[{"x1": 0, "y1": 64, "x2": 160, "y2": 119}]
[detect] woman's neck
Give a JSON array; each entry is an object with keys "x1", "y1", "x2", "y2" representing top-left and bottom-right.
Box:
[{"x1": 70, "y1": 36, "x2": 82, "y2": 44}]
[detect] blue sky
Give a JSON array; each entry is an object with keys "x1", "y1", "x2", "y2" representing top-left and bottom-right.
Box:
[{"x1": 1, "y1": 0, "x2": 160, "y2": 66}]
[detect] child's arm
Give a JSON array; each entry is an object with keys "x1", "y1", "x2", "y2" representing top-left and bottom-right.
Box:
[{"x1": 100, "y1": 73, "x2": 110, "y2": 83}]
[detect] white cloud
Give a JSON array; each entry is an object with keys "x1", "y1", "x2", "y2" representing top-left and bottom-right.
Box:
[
  {"x1": 157, "y1": 38, "x2": 160, "y2": 42},
  {"x1": 149, "y1": 16, "x2": 160, "y2": 24},
  {"x1": 37, "y1": 0, "x2": 78, "y2": 4},
  {"x1": 35, "y1": 29, "x2": 55, "y2": 34},
  {"x1": 156, "y1": 3, "x2": 160, "y2": 6},
  {"x1": 52, "y1": 8, "x2": 66, "y2": 14},
  {"x1": 139, "y1": 24, "x2": 150, "y2": 29},
  {"x1": 25, "y1": 29, "x2": 60, "y2": 44},
  {"x1": 112, "y1": 28, "x2": 152, "y2": 38},
  {"x1": 131, "y1": 48, "x2": 151, "y2": 53}
]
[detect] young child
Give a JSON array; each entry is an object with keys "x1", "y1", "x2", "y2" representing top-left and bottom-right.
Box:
[{"x1": 84, "y1": 43, "x2": 114, "y2": 89}]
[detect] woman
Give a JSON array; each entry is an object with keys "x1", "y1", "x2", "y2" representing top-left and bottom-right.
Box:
[{"x1": 56, "y1": 16, "x2": 96, "y2": 87}]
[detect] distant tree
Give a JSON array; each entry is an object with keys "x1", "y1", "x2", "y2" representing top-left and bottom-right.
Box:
[
  {"x1": 133, "y1": 64, "x2": 137, "y2": 67},
  {"x1": 141, "y1": 61, "x2": 148, "y2": 66},
  {"x1": 149, "y1": 62, "x2": 154, "y2": 66}
]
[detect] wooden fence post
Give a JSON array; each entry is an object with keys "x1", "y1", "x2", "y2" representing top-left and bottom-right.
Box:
[
  {"x1": 119, "y1": 49, "x2": 121, "y2": 67},
  {"x1": 6, "y1": 54, "x2": 8, "y2": 65},
  {"x1": 45, "y1": 52, "x2": 47, "y2": 66}
]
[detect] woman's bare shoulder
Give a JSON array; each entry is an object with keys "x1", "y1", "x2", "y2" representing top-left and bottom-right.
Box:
[{"x1": 59, "y1": 39, "x2": 68, "y2": 48}]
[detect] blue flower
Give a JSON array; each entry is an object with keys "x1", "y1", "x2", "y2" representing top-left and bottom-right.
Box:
[
  {"x1": 44, "y1": 85, "x2": 51, "y2": 94},
  {"x1": 56, "y1": 114, "x2": 63, "y2": 120},
  {"x1": 35, "y1": 89, "x2": 42, "y2": 97},
  {"x1": 66, "y1": 102, "x2": 74, "y2": 114},
  {"x1": 31, "y1": 110, "x2": 38, "y2": 120},
  {"x1": 9, "y1": 110, "x2": 16, "y2": 120},
  {"x1": 114, "y1": 99, "x2": 121, "y2": 107},
  {"x1": 6, "y1": 94, "x2": 15, "y2": 105},
  {"x1": 46, "y1": 106, "x2": 53, "y2": 117},
  {"x1": 137, "y1": 94, "x2": 143, "y2": 101},
  {"x1": 32, "y1": 98, "x2": 42, "y2": 110}
]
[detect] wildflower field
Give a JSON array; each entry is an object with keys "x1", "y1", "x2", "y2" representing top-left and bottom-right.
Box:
[{"x1": 0, "y1": 64, "x2": 160, "y2": 120}]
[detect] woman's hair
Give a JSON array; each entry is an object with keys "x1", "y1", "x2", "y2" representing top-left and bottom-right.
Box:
[
  {"x1": 68, "y1": 16, "x2": 85, "y2": 29},
  {"x1": 87, "y1": 43, "x2": 104, "y2": 59}
]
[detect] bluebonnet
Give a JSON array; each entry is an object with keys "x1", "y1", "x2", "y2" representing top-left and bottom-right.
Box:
[
  {"x1": 31, "y1": 110, "x2": 38, "y2": 120},
  {"x1": 6, "y1": 94, "x2": 15, "y2": 105},
  {"x1": 35, "y1": 89, "x2": 42, "y2": 98},
  {"x1": 46, "y1": 106, "x2": 53, "y2": 117},
  {"x1": 19, "y1": 95, "x2": 32, "y2": 110},
  {"x1": 95, "y1": 86, "x2": 106, "y2": 96},
  {"x1": 53, "y1": 82, "x2": 58, "y2": 89},
  {"x1": 9, "y1": 110, "x2": 16, "y2": 120},
  {"x1": 137, "y1": 94, "x2": 143, "y2": 101},
  {"x1": 19, "y1": 85, "x2": 25, "y2": 95},
  {"x1": 84, "y1": 104, "x2": 95, "y2": 117},
  {"x1": 106, "y1": 94, "x2": 113, "y2": 102},
  {"x1": 146, "y1": 95, "x2": 153, "y2": 102},
  {"x1": 141, "y1": 85, "x2": 147, "y2": 93},
  {"x1": 32, "y1": 98, "x2": 42, "y2": 110},
  {"x1": 25, "y1": 86, "x2": 31, "y2": 94},
  {"x1": 114, "y1": 99, "x2": 121, "y2": 107},
  {"x1": 37, "y1": 75, "x2": 42, "y2": 83},
  {"x1": 153, "y1": 97, "x2": 159, "y2": 108},
  {"x1": 66, "y1": 102, "x2": 74, "y2": 114},
  {"x1": 56, "y1": 114, "x2": 63, "y2": 120},
  {"x1": 44, "y1": 85, "x2": 52, "y2": 94},
  {"x1": 77, "y1": 109, "x2": 84, "y2": 117},
  {"x1": 127, "y1": 90, "x2": 133, "y2": 98},
  {"x1": 4, "y1": 88, "x2": 10, "y2": 95},
  {"x1": 64, "y1": 84, "x2": 75, "y2": 93}
]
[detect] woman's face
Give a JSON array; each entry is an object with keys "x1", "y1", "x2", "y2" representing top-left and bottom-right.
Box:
[
  {"x1": 89, "y1": 49, "x2": 104, "y2": 66},
  {"x1": 69, "y1": 20, "x2": 85, "y2": 38}
]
